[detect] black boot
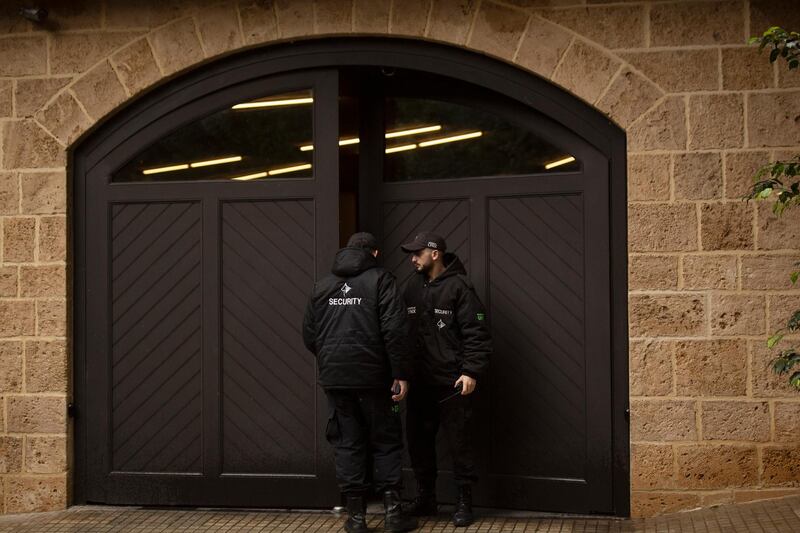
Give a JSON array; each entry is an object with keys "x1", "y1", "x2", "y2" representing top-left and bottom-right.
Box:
[
  {"x1": 344, "y1": 494, "x2": 369, "y2": 533},
  {"x1": 405, "y1": 483, "x2": 437, "y2": 516},
  {"x1": 452, "y1": 485, "x2": 474, "y2": 527},
  {"x1": 383, "y1": 489, "x2": 418, "y2": 532}
]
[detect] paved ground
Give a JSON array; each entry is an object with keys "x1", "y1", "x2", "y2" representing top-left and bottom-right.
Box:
[{"x1": 0, "y1": 496, "x2": 798, "y2": 532}]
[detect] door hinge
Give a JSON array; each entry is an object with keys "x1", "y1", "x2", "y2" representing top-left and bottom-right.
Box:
[{"x1": 67, "y1": 403, "x2": 76, "y2": 418}]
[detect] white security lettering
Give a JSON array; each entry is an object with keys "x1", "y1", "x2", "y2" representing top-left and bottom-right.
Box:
[
  {"x1": 434, "y1": 308, "x2": 453, "y2": 315},
  {"x1": 328, "y1": 297, "x2": 363, "y2": 306},
  {"x1": 407, "y1": 306, "x2": 417, "y2": 314}
]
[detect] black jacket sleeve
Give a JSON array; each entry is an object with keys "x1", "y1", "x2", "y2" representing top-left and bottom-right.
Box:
[
  {"x1": 377, "y1": 272, "x2": 413, "y2": 380},
  {"x1": 455, "y1": 282, "x2": 491, "y2": 379},
  {"x1": 302, "y1": 286, "x2": 317, "y2": 355}
]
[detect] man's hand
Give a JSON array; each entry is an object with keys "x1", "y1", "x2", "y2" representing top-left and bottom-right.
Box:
[
  {"x1": 391, "y1": 379, "x2": 409, "y2": 402},
  {"x1": 455, "y1": 375, "x2": 476, "y2": 395}
]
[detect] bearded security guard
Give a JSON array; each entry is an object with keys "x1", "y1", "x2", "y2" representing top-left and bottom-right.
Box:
[
  {"x1": 400, "y1": 232, "x2": 491, "y2": 528},
  {"x1": 302, "y1": 232, "x2": 418, "y2": 533}
]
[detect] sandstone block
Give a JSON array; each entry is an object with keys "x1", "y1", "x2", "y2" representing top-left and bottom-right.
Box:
[
  {"x1": 2, "y1": 217, "x2": 36, "y2": 263},
  {"x1": 275, "y1": 0, "x2": 315, "y2": 38},
  {"x1": 34, "y1": 91, "x2": 92, "y2": 146},
  {"x1": 0, "y1": 37, "x2": 47, "y2": 77},
  {"x1": 14, "y1": 78, "x2": 72, "y2": 119},
  {"x1": 681, "y1": 254, "x2": 737, "y2": 290},
  {"x1": 762, "y1": 446, "x2": 800, "y2": 487},
  {"x1": 674, "y1": 340, "x2": 747, "y2": 396},
  {"x1": 722, "y1": 47, "x2": 775, "y2": 91},
  {"x1": 628, "y1": 97, "x2": 687, "y2": 151},
  {"x1": 538, "y1": 5, "x2": 644, "y2": 49},
  {"x1": 620, "y1": 49, "x2": 718, "y2": 93},
  {"x1": 630, "y1": 294, "x2": 705, "y2": 337},
  {"x1": 111, "y1": 39, "x2": 162, "y2": 96},
  {"x1": 20, "y1": 172, "x2": 67, "y2": 215},
  {"x1": 6, "y1": 396, "x2": 66, "y2": 433},
  {"x1": 675, "y1": 444, "x2": 758, "y2": 489},
  {"x1": 673, "y1": 152, "x2": 722, "y2": 201},
  {"x1": 629, "y1": 255, "x2": 678, "y2": 291},
  {"x1": 628, "y1": 204, "x2": 698, "y2": 252},
  {"x1": 631, "y1": 491, "x2": 700, "y2": 518},
  {"x1": 239, "y1": 1, "x2": 279, "y2": 44},
  {"x1": 700, "y1": 202, "x2": 753, "y2": 250},
  {"x1": 742, "y1": 254, "x2": 800, "y2": 290},
  {"x1": 149, "y1": 18, "x2": 205, "y2": 76},
  {"x1": 630, "y1": 339, "x2": 673, "y2": 397},
  {"x1": 428, "y1": 0, "x2": 479, "y2": 45},
  {"x1": 710, "y1": 294, "x2": 765, "y2": 336},
  {"x1": 596, "y1": 69, "x2": 662, "y2": 129},
  {"x1": 38, "y1": 216, "x2": 66, "y2": 262},
  {"x1": 468, "y1": 2, "x2": 528, "y2": 61},
  {"x1": 552, "y1": 41, "x2": 620, "y2": 104},
  {"x1": 19, "y1": 265, "x2": 66, "y2": 299},
  {"x1": 0, "y1": 436, "x2": 22, "y2": 474},
  {"x1": 748, "y1": 92, "x2": 800, "y2": 148},
  {"x1": 2, "y1": 121, "x2": 66, "y2": 170},
  {"x1": 0, "y1": 341, "x2": 23, "y2": 393},
  {"x1": 316, "y1": 0, "x2": 354, "y2": 34},
  {"x1": 0, "y1": 267, "x2": 17, "y2": 297},
  {"x1": 650, "y1": 1, "x2": 744, "y2": 46},
  {"x1": 196, "y1": 4, "x2": 243, "y2": 57},
  {"x1": 631, "y1": 443, "x2": 675, "y2": 490},
  {"x1": 627, "y1": 154, "x2": 670, "y2": 202},
  {"x1": 49, "y1": 31, "x2": 142, "y2": 75},
  {"x1": 773, "y1": 402, "x2": 800, "y2": 443},
  {"x1": 757, "y1": 201, "x2": 800, "y2": 250},
  {"x1": 515, "y1": 18, "x2": 572, "y2": 79},
  {"x1": 689, "y1": 94, "x2": 744, "y2": 150},
  {"x1": 725, "y1": 151, "x2": 768, "y2": 200},
  {"x1": 25, "y1": 436, "x2": 67, "y2": 474},
  {"x1": 0, "y1": 300, "x2": 35, "y2": 338},
  {"x1": 0, "y1": 172, "x2": 19, "y2": 214},
  {"x1": 751, "y1": 340, "x2": 800, "y2": 397},
  {"x1": 36, "y1": 299, "x2": 66, "y2": 337},
  {"x1": 354, "y1": 0, "x2": 390, "y2": 33},
  {"x1": 701, "y1": 401, "x2": 770, "y2": 441},
  {"x1": 72, "y1": 61, "x2": 128, "y2": 122},
  {"x1": 630, "y1": 399, "x2": 697, "y2": 441},
  {"x1": 4, "y1": 474, "x2": 67, "y2": 513},
  {"x1": 24, "y1": 340, "x2": 68, "y2": 393}
]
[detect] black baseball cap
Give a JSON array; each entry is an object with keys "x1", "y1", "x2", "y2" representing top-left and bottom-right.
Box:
[
  {"x1": 347, "y1": 232, "x2": 379, "y2": 250},
  {"x1": 400, "y1": 232, "x2": 447, "y2": 253}
]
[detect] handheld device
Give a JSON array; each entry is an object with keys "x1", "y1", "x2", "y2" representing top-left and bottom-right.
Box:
[{"x1": 438, "y1": 382, "x2": 464, "y2": 403}]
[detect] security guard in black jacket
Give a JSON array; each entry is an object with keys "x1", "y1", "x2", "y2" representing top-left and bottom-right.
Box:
[
  {"x1": 400, "y1": 232, "x2": 491, "y2": 528},
  {"x1": 302, "y1": 232, "x2": 417, "y2": 533}
]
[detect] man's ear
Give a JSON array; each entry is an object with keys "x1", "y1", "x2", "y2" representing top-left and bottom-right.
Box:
[
  {"x1": 372, "y1": 249, "x2": 379, "y2": 258},
  {"x1": 431, "y1": 249, "x2": 440, "y2": 261}
]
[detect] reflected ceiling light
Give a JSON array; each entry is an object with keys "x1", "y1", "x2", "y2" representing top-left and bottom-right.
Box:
[
  {"x1": 190, "y1": 155, "x2": 242, "y2": 168},
  {"x1": 232, "y1": 97, "x2": 313, "y2": 109},
  {"x1": 385, "y1": 144, "x2": 417, "y2": 154},
  {"x1": 268, "y1": 163, "x2": 312, "y2": 175},
  {"x1": 544, "y1": 156, "x2": 576, "y2": 170},
  {"x1": 385, "y1": 125, "x2": 441, "y2": 138},
  {"x1": 142, "y1": 163, "x2": 189, "y2": 175},
  {"x1": 418, "y1": 131, "x2": 482, "y2": 147},
  {"x1": 232, "y1": 171, "x2": 268, "y2": 181},
  {"x1": 299, "y1": 137, "x2": 360, "y2": 151}
]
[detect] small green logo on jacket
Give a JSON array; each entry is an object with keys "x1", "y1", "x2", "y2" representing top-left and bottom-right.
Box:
[{"x1": 476, "y1": 313, "x2": 485, "y2": 321}]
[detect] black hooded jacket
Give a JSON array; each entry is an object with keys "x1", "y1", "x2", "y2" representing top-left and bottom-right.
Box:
[
  {"x1": 402, "y1": 253, "x2": 492, "y2": 387},
  {"x1": 302, "y1": 247, "x2": 412, "y2": 389}
]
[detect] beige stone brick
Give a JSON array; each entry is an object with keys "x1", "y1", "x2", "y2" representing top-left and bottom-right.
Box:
[
  {"x1": 105, "y1": 0, "x2": 189, "y2": 29},
  {"x1": 428, "y1": 0, "x2": 479, "y2": 45},
  {"x1": 0, "y1": 80, "x2": 12, "y2": 118},
  {"x1": 734, "y1": 488, "x2": 800, "y2": 503},
  {"x1": 710, "y1": 294, "x2": 765, "y2": 336},
  {"x1": 552, "y1": 41, "x2": 620, "y2": 104},
  {"x1": 758, "y1": 202, "x2": 800, "y2": 251},
  {"x1": 722, "y1": 47, "x2": 775, "y2": 91},
  {"x1": 25, "y1": 436, "x2": 67, "y2": 474},
  {"x1": 673, "y1": 152, "x2": 723, "y2": 201},
  {"x1": 111, "y1": 39, "x2": 162, "y2": 97},
  {"x1": 150, "y1": 18, "x2": 206, "y2": 76},
  {"x1": 0, "y1": 172, "x2": 18, "y2": 215},
  {"x1": 689, "y1": 94, "x2": 744, "y2": 150},
  {"x1": 596, "y1": 69, "x2": 662, "y2": 129},
  {"x1": 2, "y1": 121, "x2": 66, "y2": 170},
  {"x1": 239, "y1": 0, "x2": 279, "y2": 44},
  {"x1": 0, "y1": 36, "x2": 47, "y2": 77},
  {"x1": 725, "y1": 151, "x2": 769, "y2": 200},
  {"x1": 2, "y1": 217, "x2": 35, "y2": 263},
  {"x1": 700, "y1": 491, "x2": 734, "y2": 506},
  {"x1": 774, "y1": 402, "x2": 800, "y2": 443},
  {"x1": 468, "y1": 2, "x2": 527, "y2": 61},
  {"x1": 20, "y1": 172, "x2": 66, "y2": 215},
  {"x1": 628, "y1": 204, "x2": 697, "y2": 252},
  {"x1": 36, "y1": 300, "x2": 66, "y2": 338},
  {"x1": 0, "y1": 267, "x2": 17, "y2": 297},
  {"x1": 631, "y1": 443, "x2": 675, "y2": 490},
  {"x1": 38, "y1": 216, "x2": 66, "y2": 263},
  {"x1": 514, "y1": 18, "x2": 572, "y2": 79},
  {"x1": 701, "y1": 401, "x2": 770, "y2": 441},
  {"x1": 630, "y1": 339, "x2": 673, "y2": 396},
  {"x1": 629, "y1": 255, "x2": 678, "y2": 291},
  {"x1": 762, "y1": 446, "x2": 800, "y2": 487},
  {"x1": 4, "y1": 474, "x2": 67, "y2": 513},
  {"x1": 621, "y1": 49, "x2": 718, "y2": 93},
  {"x1": 778, "y1": 64, "x2": 800, "y2": 89},
  {"x1": 24, "y1": 340, "x2": 67, "y2": 394},
  {"x1": 630, "y1": 399, "x2": 697, "y2": 441},
  {"x1": 742, "y1": 254, "x2": 800, "y2": 290},
  {"x1": 748, "y1": 92, "x2": 800, "y2": 148},
  {"x1": 751, "y1": 340, "x2": 800, "y2": 397},
  {"x1": 389, "y1": 0, "x2": 430, "y2": 37},
  {"x1": 768, "y1": 295, "x2": 800, "y2": 334},
  {"x1": 628, "y1": 97, "x2": 687, "y2": 152},
  {"x1": 20, "y1": 266, "x2": 66, "y2": 299},
  {"x1": 40, "y1": 0, "x2": 102, "y2": 30},
  {"x1": 6, "y1": 396, "x2": 65, "y2": 433},
  {"x1": 682, "y1": 255, "x2": 737, "y2": 290},
  {"x1": 631, "y1": 491, "x2": 700, "y2": 518},
  {"x1": 749, "y1": 0, "x2": 800, "y2": 35},
  {"x1": 14, "y1": 78, "x2": 72, "y2": 119},
  {"x1": 72, "y1": 61, "x2": 128, "y2": 124},
  {"x1": 0, "y1": 300, "x2": 35, "y2": 338},
  {"x1": 675, "y1": 445, "x2": 758, "y2": 489},
  {"x1": 315, "y1": 0, "x2": 353, "y2": 34},
  {"x1": 195, "y1": 4, "x2": 242, "y2": 57},
  {"x1": 354, "y1": 0, "x2": 390, "y2": 32},
  {"x1": 650, "y1": 1, "x2": 744, "y2": 46},
  {"x1": 0, "y1": 436, "x2": 22, "y2": 474},
  {"x1": 49, "y1": 31, "x2": 142, "y2": 75},
  {"x1": 0, "y1": 341, "x2": 23, "y2": 393},
  {"x1": 700, "y1": 202, "x2": 753, "y2": 250},
  {"x1": 629, "y1": 295, "x2": 705, "y2": 337},
  {"x1": 674, "y1": 340, "x2": 747, "y2": 396},
  {"x1": 275, "y1": 0, "x2": 315, "y2": 38},
  {"x1": 538, "y1": 5, "x2": 644, "y2": 49},
  {"x1": 34, "y1": 91, "x2": 92, "y2": 147},
  {"x1": 628, "y1": 154, "x2": 670, "y2": 202}
]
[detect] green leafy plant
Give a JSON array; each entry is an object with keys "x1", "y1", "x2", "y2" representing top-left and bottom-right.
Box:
[{"x1": 747, "y1": 26, "x2": 800, "y2": 389}]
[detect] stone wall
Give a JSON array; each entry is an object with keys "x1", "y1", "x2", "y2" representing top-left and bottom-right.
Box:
[{"x1": 0, "y1": 0, "x2": 798, "y2": 518}]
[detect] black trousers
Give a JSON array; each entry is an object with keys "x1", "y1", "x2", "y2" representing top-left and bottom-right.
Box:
[
  {"x1": 324, "y1": 388, "x2": 404, "y2": 495},
  {"x1": 406, "y1": 384, "x2": 477, "y2": 488}
]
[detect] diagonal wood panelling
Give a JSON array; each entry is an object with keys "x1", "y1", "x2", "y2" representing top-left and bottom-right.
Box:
[
  {"x1": 220, "y1": 200, "x2": 317, "y2": 475},
  {"x1": 110, "y1": 202, "x2": 203, "y2": 473},
  {"x1": 380, "y1": 199, "x2": 470, "y2": 288},
  {"x1": 487, "y1": 194, "x2": 586, "y2": 480}
]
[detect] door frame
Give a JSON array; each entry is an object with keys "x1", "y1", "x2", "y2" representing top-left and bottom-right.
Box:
[{"x1": 72, "y1": 37, "x2": 629, "y2": 516}]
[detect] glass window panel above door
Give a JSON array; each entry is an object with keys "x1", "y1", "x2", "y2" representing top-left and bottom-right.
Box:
[
  {"x1": 383, "y1": 97, "x2": 580, "y2": 182},
  {"x1": 113, "y1": 90, "x2": 314, "y2": 182}
]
